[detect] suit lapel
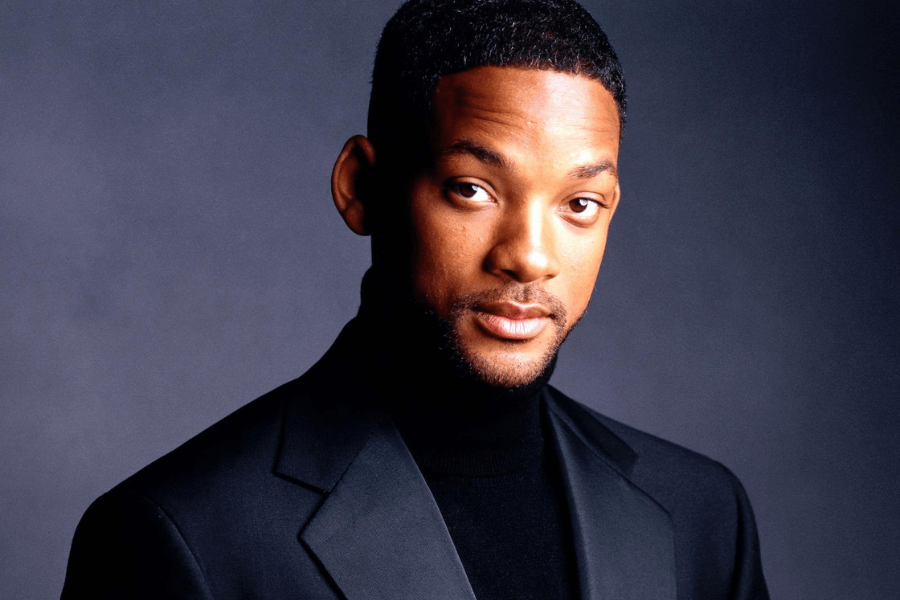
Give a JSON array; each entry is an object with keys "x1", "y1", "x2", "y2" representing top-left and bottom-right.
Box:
[
  {"x1": 274, "y1": 319, "x2": 475, "y2": 600},
  {"x1": 546, "y1": 392, "x2": 677, "y2": 600},
  {"x1": 300, "y1": 417, "x2": 476, "y2": 600}
]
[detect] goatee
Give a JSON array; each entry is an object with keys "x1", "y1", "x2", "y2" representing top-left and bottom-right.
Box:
[{"x1": 419, "y1": 282, "x2": 574, "y2": 393}]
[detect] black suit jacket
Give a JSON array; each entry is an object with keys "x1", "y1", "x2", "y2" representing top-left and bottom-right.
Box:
[{"x1": 62, "y1": 321, "x2": 769, "y2": 599}]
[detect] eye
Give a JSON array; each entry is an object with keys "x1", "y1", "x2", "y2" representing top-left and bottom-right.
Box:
[
  {"x1": 445, "y1": 182, "x2": 493, "y2": 204},
  {"x1": 561, "y1": 197, "x2": 603, "y2": 223}
]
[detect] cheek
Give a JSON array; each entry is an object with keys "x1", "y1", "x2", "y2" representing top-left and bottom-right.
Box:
[
  {"x1": 408, "y1": 202, "x2": 484, "y2": 307},
  {"x1": 559, "y1": 231, "x2": 609, "y2": 319}
]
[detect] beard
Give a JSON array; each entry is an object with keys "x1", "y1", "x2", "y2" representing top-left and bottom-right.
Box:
[{"x1": 419, "y1": 282, "x2": 577, "y2": 391}]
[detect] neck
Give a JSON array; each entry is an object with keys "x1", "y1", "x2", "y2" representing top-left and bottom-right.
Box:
[{"x1": 355, "y1": 268, "x2": 555, "y2": 465}]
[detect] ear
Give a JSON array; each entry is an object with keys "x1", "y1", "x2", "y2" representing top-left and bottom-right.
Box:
[
  {"x1": 608, "y1": 182, "x2": 621, "y2": 220},
  {"x1": 331, "y1": 135, "x2": 377, "y2": 236}
]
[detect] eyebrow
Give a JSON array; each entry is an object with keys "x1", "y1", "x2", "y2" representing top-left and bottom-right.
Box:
[
  {"x1": 567, "y1": 161, "x2": 618, "y2": 181},
  {"x1": 440, "y1": 139, "x2": 618, "y2": 181},
  {"x1": 440, "y1": 140, "x2": 512, "y2": 170}
]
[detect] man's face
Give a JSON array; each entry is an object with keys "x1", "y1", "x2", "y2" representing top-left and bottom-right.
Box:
[{"x1": 403, "y1": 66, "x2": 621, "y2": 388}]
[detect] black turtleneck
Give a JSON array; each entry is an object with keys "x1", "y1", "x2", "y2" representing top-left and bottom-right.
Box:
[
  {"x1": 358, "y1": 270, "x2": 580, "y2": 600},
  {"x1": 393, "y1": 392, "x2": 579, "y2": 600}
]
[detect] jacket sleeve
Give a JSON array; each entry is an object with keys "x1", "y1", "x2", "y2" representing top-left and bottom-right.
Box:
[
  {"x1": 728, "y1": 471, "x2": 770, "y2": 600},
  {"x1": 61, "y1": 486, "x2": 214, "y2": 600}
]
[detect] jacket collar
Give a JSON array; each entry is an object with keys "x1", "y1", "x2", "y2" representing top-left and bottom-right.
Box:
[
  {"x1": 274, "y1": 319, "x2": 382, "y2": 493},
  {"x1": 275, "y1": 320, "x2": 675, "y2": 600}
]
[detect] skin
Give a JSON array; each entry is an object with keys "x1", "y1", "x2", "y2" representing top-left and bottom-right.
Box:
[{"x1": 333, "y1": 66, "x2": 621, "y2": 387}]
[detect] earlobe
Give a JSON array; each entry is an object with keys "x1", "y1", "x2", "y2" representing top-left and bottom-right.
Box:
[{"x1": 331, "y1": 135, "x2": 377, "y2": 236}]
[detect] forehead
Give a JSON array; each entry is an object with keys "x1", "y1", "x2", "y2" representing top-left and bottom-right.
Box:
[{"x1": 428, "y1": 66, "x2": 620, "y2": 165}]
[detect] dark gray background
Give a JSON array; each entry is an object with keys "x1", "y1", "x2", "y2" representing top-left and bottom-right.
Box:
[{"x1": 2, "y1": 1, "x2": 897, "y2": 598}]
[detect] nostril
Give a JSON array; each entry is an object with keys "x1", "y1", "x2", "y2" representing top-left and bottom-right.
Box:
[{"x1": 486, "y1": 243, "x2": 559, "y2": 284}]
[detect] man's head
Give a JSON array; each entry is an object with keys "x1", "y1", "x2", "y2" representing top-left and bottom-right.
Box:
[
  {"x1": 332, "y1": 0, "x2": 624, "y2": 390},
  {"x1": 368, "y1": 0, "x2": 626, "y2": 173}
]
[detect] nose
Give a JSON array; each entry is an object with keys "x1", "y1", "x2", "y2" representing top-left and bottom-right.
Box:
[{"x1": 483, "y1": 202, "x2": 561, "y2": 283}]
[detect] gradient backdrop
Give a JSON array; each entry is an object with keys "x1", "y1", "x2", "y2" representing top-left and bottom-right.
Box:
[{"x1": 2, "y1": 1, "x2": 898, "y2": 598}]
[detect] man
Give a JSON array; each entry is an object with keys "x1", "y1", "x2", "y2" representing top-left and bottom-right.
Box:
[{"x1": 62, "y1": 1, "x2": 769, "y2": 598}]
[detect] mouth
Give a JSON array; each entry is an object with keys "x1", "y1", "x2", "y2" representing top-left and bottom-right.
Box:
[{"x1": 472, "y1": 301, "x2": 552, "y2": 341}]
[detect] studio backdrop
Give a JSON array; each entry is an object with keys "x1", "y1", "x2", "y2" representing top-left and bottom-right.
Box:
[{"x1": 1, "y1": 1, "x2": 897, "y2": 599}]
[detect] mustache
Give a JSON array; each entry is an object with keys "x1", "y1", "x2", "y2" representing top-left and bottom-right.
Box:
[{"x1": 449, "y1": 283, "x2": 568, "y2": 325}]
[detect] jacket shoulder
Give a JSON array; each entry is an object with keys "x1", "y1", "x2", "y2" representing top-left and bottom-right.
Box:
[
  {"x1": 546, "y1": 386, "x2": 769, "y2": 599},
  {"x1": 65, "y1": 374, "x2": 340, "y2": 598},
  {"x1": 546, "y1": 385, "x2": 742, "y2": 494},
  {"x1": 102, "y1": 369, "x2": 344, "y2": 536},
  {"x1": 120, "y1": 378, "x2": 298, "y2": 497}
]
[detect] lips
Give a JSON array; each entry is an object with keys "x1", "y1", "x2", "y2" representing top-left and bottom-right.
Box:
[{"x1": 473, "y1": 301, "x2": 552, "y2": 340}]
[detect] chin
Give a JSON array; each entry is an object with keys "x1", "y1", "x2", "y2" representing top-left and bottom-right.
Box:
[
  {"x1": 453, "y1": 343, "x2": 559, "y2": 390},
  {"x1": 412, "y1": 291, "x2": 579, "y2": 392}
]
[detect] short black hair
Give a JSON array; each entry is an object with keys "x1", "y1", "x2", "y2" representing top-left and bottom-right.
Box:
[{"x1": 367, "y1": 0, "x2": 626, "y2": 168}]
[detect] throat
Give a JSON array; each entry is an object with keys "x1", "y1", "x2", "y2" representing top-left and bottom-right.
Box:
[
  {"x1": 363, "y1": 312, "x2": 555, "y2": 475},
  {"x1": 390, "y1": 380, "x2": 546, "y2": 478}
]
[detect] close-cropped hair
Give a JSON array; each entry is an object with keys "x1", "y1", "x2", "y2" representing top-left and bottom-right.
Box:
[{"x1": 367, "y1": 0, "x2": 627, "y2": 172}]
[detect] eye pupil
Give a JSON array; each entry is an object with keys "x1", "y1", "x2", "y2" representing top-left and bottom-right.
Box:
[
  {"x1": 459, "y1": 184, "x2": 478, "y2": 198},
  {"x1": 571, "y1": 199, "x2": 589, "y2": 213}
]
